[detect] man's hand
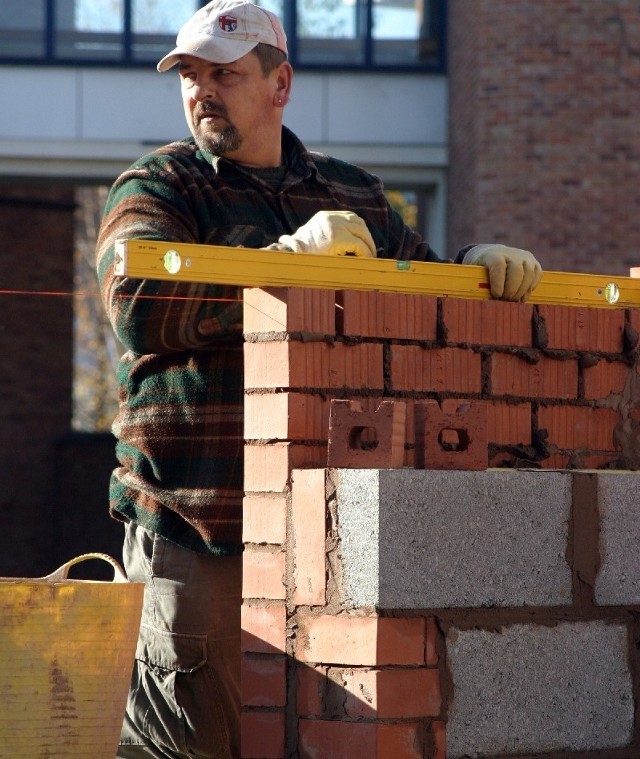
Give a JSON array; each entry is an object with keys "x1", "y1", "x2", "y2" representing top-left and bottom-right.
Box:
[
  {"x1": 463, "y1": 244, "x2": 542, "y2": 301},
  {"x1": 278, "y1": 210, "x2": 376, "y2": 258}
]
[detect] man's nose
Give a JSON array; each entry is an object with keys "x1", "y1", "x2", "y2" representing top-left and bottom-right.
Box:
[{"x1": 192, "y1": 78, "x2": 216, "y2": 102}]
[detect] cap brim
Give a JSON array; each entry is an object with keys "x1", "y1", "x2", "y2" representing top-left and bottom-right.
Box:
[{"x1": 157, "y1": 35, "x2": 259, "y2": 72}]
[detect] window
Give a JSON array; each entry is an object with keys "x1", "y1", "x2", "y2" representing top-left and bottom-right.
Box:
[{"x1": 0, "y1": 0, "x2": 445, "y2": 71}]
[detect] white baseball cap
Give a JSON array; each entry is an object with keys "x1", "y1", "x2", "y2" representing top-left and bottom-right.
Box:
[{"x1": 157, "y1": 0, "x2": 288, "y2": 72}]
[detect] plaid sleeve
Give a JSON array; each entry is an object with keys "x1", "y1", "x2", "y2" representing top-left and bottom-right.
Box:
[{"x1": 96, "y1": 150, "x2": 242, "y2": 356}]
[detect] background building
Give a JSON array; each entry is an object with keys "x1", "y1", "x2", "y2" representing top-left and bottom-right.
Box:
[{"x1": 0, "y1": 0, "x2": 638, "y2": 576}]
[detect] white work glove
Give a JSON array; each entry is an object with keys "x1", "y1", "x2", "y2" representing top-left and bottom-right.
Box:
[
  {"x1": 463, "y1": 244, "x2": 542, "y2": 301},
  {"x1": 278, "y1": 211, "x2": 376, "y2": 258}
]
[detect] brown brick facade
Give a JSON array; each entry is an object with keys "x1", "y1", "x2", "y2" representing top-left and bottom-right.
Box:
[{"x1": 447, "y1": 0, "x2": 640, "y2": 275}]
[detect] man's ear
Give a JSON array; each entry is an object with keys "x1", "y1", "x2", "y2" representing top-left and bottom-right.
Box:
[{"x1": 273, "y1": 62, "x2": 293, "y2": 107}]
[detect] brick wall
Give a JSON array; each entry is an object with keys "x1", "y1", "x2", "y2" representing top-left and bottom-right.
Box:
[
  {"x1": 447, "y1": 0, "x2": 640, "y2": 276},
  {"x1": 0, "y1": 184, "x2": 76, "y2": 575},
  {"x1": 241, "y1": 286, "x2": 640, "y2": 758}
]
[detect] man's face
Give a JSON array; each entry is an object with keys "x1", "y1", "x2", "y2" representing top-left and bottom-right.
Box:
[{"x1": 178, "y1": 51, "x2": 282, "y2": 166}]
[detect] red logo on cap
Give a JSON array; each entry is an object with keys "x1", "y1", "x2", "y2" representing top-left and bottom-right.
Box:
[{"x1": 219, "y1": 15, "x2": 238, "y2": 33}]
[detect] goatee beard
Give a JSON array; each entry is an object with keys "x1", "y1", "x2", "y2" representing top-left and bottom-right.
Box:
[
  {"x1": 195, "y1": 124, "x2": 242, "y2": 155},
  {"x1": 194, "y1": 101, "x2": 242, "y2": 156}
]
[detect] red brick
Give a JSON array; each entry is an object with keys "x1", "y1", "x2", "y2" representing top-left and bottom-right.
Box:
[
  {"x1": 377, "y1": 617, "x2": 426, "y2": 665},
  {"x1": 242, "y1": 548, "x2": 286, "y2": 600},
  {"x1": 487, "y1": 401, "x2": 532, "y2": 445},
  {"x1": 244, "y1": 442, "x2": 291, "y2": 493},
  {"x1": 327, "y1": 399, "x2": 406, "y2": 468},
  {"x1": 241, "y1": 654, "x2": 287, "y2": 707},
  {"x1": 244, "y1": 392, "x2": 327, "y2": 440},
  {"x1": 244, "y1": 341, "x2": 384, "y2": 390},
  {"x1": 243, "y1": 494, "x2": 287, "y2": 545},
  {"x1": 537, "y1": 405, "x2": 619, "y2": 451},
  {"x1": 430, "y1": 720, "x2": 446, "y2": 759},
  {"x1": 334, "y1": 667, "x2": 376, "y2": 718},
  {"x1": 243, "y1": 287, "x2": 336, "y2": 335},
  {"x1": 539, "y1": 453, "x2": 569, "y2": 469},
  {"x1": 244, "y1": 442, "x2": 326, "y2": 493},
  {"x1": 442, "y1": 297, "x2": 533, "y2": 345},
  {"x1": 296, "y1": 615, "x2": 425, "y2": 666},
  {"x1": 298, "y1": 721, "x2": 423, "y2": 759},
  {"x1": 241, "y1": 602, "x2": 287, "y2": 654},
  {"x1": 628, "y1": 307, "x2": 640, "y2": 346},
  {"x1": 291, "y1": 469, "x2": 327, "y2": 607},
  {"x1": 339, "y1": 290, "x2": 438, "y2": 340},
  {"x1": 425, "y1": 617, "x2": 439, "y2": 666},
  {"x1": 377, "y1": 723, "x2": 424, "y2": 759},
  {"x1": 297, "y1": 664, "x2": 328, "y2": 716},
  {"x1": 241, "y1": 711, "x2": 285, "y2": 759},
  {"x1": 582, "y1": 359, "x2": 630, "y2": 400},
  {"x1": 415, "y1": 399, "x2": 488, "y2": 470},
  {"x1": 390, "y1": 345, "x2": 482, "y2": 393},
  {"x1": 337, "y1": 667, "x2": 441, "y2": 719},
  {"x1": 536, "y1": 304, "x2": 625, "y2": 353},
  {"x1": 491, "y1": 352, "x2": 578, "y2": 399},
  {"x1": 298, "y1": 720, "x2": 376, "y2": 759}
]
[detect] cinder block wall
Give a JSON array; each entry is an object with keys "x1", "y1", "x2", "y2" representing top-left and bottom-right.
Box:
[
  {"x1": 447, "y1": 0, "x2": 640, "y2": 275},
  {"x1": 241, "y1": 287, "x2": 640, "y2": 759}
]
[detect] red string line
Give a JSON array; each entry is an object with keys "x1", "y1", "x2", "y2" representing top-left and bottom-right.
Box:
[{"x1": 0, "y1": 289, "x2": 241, "y2": 303}]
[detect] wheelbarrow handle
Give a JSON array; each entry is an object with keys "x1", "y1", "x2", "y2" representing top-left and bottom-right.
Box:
[{"x1": 42, "y1": 553, "x2": 128, "y2": 583}]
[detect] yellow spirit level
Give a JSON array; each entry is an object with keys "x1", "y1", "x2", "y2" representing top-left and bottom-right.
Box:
[{"x1": 114, "y1": 239, "x2": 640, "y2": 309}]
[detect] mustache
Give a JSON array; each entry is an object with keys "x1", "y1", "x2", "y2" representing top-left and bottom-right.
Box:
[{"x1": 195, "y1": 100, "x2": 230, "y2": 122}]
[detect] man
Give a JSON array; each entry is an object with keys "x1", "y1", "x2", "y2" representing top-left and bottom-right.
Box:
[{"x1": 96, "y1": 2, "x2": 542, "y2": 757}]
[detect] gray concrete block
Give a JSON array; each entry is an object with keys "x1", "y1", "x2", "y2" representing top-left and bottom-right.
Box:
[
  {"x1": 335, "y1": 469, "x2": 572, "y2": 609},
  {"x1": 446, "y1": 621, "x2": 634, "y2": 756},
  {"x1": 594, "y1": 471, "x2": 640, "y2": 605}
]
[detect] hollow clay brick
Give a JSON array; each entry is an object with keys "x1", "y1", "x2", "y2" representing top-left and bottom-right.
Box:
[
  {"x1": 291, "y1": 468, "x2": 327, "y2": 607},
  {"x1": 338, "y1": 290, "x2": 438, "y2": 340},
  {"x1": 390, "y1": 345, "x2": 482, "y2": 393},
  {"x1": 241, "y1": 654, "x2": 287, "y2": 707},
  {"x1": 536, "y1": 304, "x2": 625, "y2": 353},
  {"x1": 244, "y1": 341, "x2": 384, "y2": 391},
  {"x1": 415, "y1": 399, "x2": 488, "y2": 470},
  {"x1": 487, "y1": 401, "x2": 532, "y2": 445},
  {"x1": 537, "y1": 405, "x2": 619, "y2": 451},
  {"x1": 327, "y1": 399, "x2": 406, "y2": 469},
  {"x1": 582, "y1": 360, "x2": 630, "y2": 400},
  {"x1": 243, "y1": 287, "x2": 335, "y2": 336},
  {"x1": 491, "y1": 352, "x2": 578, "y2": 399},
  {"x1": 442, "y1": 297, "x2": 533, "y2": 346}
]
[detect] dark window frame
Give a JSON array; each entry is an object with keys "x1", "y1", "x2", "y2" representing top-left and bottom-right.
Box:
[{"x1": 0, "y1": 0, "x2": 446, "y2": 72}]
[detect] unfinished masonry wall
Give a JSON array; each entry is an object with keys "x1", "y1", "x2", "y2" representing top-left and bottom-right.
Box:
[{"x1": 240, "y1": 287, "x2": 640, "y2": 759}]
